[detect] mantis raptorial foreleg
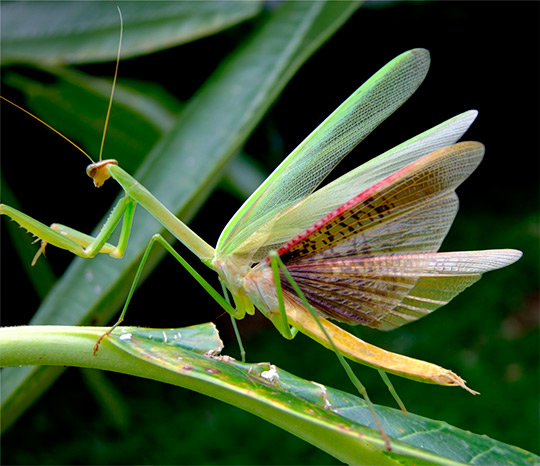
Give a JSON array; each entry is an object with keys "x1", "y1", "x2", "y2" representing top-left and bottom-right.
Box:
[{"x1": 0, "y1": 194, "x2": 136, "y2": 262}]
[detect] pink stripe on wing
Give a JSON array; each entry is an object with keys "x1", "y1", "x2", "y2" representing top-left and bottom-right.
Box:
[{"x1": 271, "y1": 155, "x2": 426, "y2": 260}]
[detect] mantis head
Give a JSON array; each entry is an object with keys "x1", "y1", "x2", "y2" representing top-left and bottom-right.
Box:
[{"x1": 86, "y1": 159, "x2": 119, "y2": 187}]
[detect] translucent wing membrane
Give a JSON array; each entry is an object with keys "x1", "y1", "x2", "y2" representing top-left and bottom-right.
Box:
[
  {"x1": 281, "y1": 250, "x2": 522, "y2": 330},
  {"x1": 277, "y1": 142, "x2": 484, "y2": 263},
  {"x1": 255, "y1": 141, "x2": 523, "y2": 328},
  {"x1": 214, "y1": 48, "x2": 521, "y2": 343},
  {"x1": 236, "y1": 110, "x2": 477, "y2": 261},
  {"x1": 217, "y1": 48, "x2": 431, "y2": 261},
  {"x1": 296, "y1": 192, "x2": 459, "y2": 259}
]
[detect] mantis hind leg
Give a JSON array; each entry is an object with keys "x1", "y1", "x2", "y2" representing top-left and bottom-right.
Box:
[{"x1": 268, "y1": 250, "x2": 392, "y2": 451}]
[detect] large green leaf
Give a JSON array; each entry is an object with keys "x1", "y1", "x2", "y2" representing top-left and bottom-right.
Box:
[
  {"x1": 1, "y1": 324, "x2": 538, "y2": 466},
  {"x1": 1, "y1": 0, "x2": 362, "y2": 433},
  {"x1": 1, "y1": 1, "x2": 263, "y2": 64}
]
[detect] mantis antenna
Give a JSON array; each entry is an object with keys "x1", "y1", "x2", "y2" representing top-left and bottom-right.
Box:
[
  {"x1": 0, "y1": 7, "x2": 124, "y2": 168},
  {"x1": 99, "y1": 6, "x2": 123, "y2": 162},
  {"x1": 0, "y1": 95, "x2": 95, "y2": 164}
]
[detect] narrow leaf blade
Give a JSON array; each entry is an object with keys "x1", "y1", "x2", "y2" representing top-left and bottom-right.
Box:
[{"x1": 1, "y1": 2, "x2": 263, "y2": 64}]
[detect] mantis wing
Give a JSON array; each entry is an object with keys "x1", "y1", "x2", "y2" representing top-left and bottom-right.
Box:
[
  {"x1": 232, "y1": 110, "x2": 478, "y2": 262},
  {"x1": 267, "y1": 142, "x2": 522, "y2": 328},
  {"x1": 282, "y1": 250, "x2": 521, "y2": 330},
  {"x1": 216, "y1": 48, "x2": 431, "y2": 260}
]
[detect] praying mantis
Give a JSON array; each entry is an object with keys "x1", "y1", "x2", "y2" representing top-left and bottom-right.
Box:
[{"x1": 1, "y1": 46, "x2": 522, "y2": 410}]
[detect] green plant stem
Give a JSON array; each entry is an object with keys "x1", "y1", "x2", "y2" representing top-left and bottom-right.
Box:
[
  {"x1": 1, "y1": 325, "x2": 536, "y2": 466},
  {"x1": 0, "y1": 325, "x2": 389, "y2": 465}
]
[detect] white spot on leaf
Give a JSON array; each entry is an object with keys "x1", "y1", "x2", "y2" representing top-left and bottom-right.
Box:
[{"x1": 261, "y1": 365, "x2": 279, "y2": 383}]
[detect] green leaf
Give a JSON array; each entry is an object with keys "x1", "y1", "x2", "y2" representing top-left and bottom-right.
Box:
[
  {"x1": 1, "y1": 0, "x2": 361, "y2": 433},
  {"x1": 1, "y1": 1, "x2": 263, "y2": 64},
  {"x1": 1, "y1": 324, "x2": 538, "y2": 466}
]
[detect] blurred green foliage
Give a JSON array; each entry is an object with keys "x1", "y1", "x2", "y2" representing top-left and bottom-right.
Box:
[{"x1": 1, "y1": 1, "x2": 538, "y2": 464}]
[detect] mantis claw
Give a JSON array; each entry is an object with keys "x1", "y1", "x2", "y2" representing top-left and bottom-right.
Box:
[
  {"x1": 93, "y1": 325, "x2": 117, "y2": 356},
  {"x1": 31, "y1": 240, "x2": 48, "y2": 266}
]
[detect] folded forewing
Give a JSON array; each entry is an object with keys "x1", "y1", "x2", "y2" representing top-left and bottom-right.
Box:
[
  {"x1": 278, "y1": 142, "x2": 484, "y2": 264},
  {"x1": 217, "y1": 49, "x2": 431, "y2": 260},
  {"x1": 233, "y1": 111, "x2": 477, "y2": 262}
]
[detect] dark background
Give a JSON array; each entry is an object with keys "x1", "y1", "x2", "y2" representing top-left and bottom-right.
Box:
[{"x1": 2, "y1": 2, "x2": 539, "y2": 464}]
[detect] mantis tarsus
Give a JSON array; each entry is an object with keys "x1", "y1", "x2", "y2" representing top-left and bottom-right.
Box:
[{"x1": 1, "y1": 47, "x2": 522, "y2": 449}]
